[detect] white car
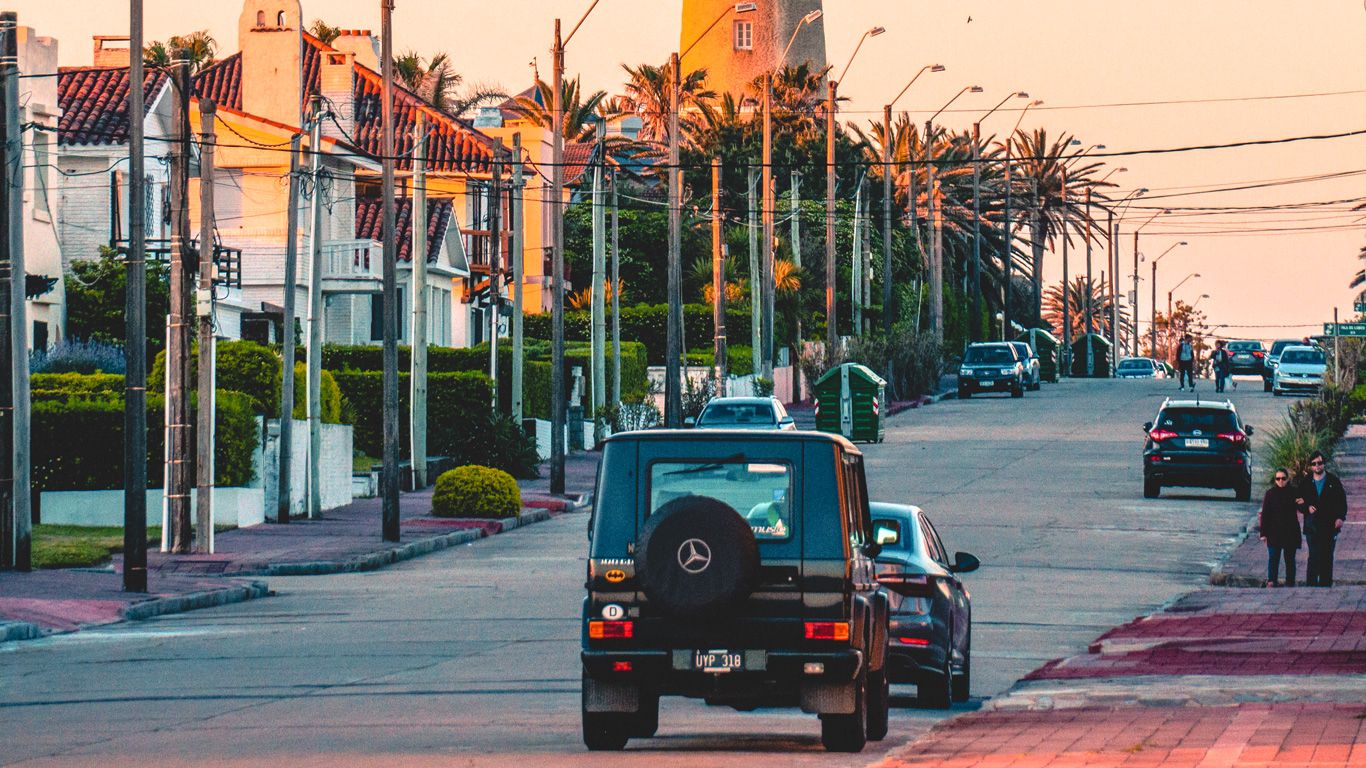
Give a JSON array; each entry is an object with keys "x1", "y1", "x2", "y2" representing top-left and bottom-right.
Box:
[
  {"x1": 1272, "y1": 345, "x2": 1326, "y2": 396},
  {"x1": 1116, "y1": 357, "x2": 1164, "y2": 379},
  {"x1": 690, "y1": 396, "x2": 797, "y2": 430}
]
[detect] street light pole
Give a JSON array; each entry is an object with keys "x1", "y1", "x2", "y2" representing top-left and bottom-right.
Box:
[
  {"x1": 925, "y1": 85, "x2": 982, "y2": 344},
  {"x1": 1133, "y1": 208, "x2": 1169, "y2": 356},
  {"x1": 1003, "y1": 100, "x2": 1041, "y2": 338},
  {"x1": 1149, "y1": 240, "x2": 1187, "y2": 360},
  {"x1": 971, "y1": 92, "x2": 1027, "y2": 342},
  {"x1": 882, "y1": 64, "x2": 944, "y2": 340}
]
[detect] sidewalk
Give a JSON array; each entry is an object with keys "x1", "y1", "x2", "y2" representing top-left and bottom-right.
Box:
[
  {"x1": 0, "y1": 453, "x2": 598, "y2": 642},
  {"x1": 878, "y1": 433, "x2": 1366, "y2": 767}
]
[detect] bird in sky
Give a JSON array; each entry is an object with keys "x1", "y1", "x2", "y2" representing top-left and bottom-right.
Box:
[{"x1": 967, "y1": 15, "x2": 973, "y2": 23}]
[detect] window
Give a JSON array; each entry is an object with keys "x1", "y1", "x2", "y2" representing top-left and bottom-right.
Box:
[
  {"x1": 648, "y1": 461, "x2": 793, "y2": 541},
  {"x1": 256, "y1": 10, "x2": 266, "y2": 27},
  {"x1": 277, "y1": 10, "x2": 287, "y2": 27},
  {"x1": 1157, "y1": 408, "x2": 1237, "y2": 432},
  {"x1": 964, "y1": 345, "x2": 1016, "y2": 364},
  {"x1": 698, "y1": 402, "x2": 776, "y2": 427},
  {"x1": 733, "y1": 20, "x2": 753, "y2": 50}
]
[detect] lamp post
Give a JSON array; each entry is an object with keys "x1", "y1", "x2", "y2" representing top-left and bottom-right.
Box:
[
  {"x1": 1002, "y1": 98, "x2": 1041, "y2": 337},
  {"x1": 762, "y1": 7, "x2": 820, "y2": 376},
  {"x1": 1149, "y1": 239, "x2": 1187, "y2": 361},
  {"x1": 971, "y1": 91, "x2": 1029, "y2": 342},
  {"x1": 1132, "y1": 207, "x2": 1169, "y2": 356},
  {"x1": 550, "y1": 1, "x2": 601, "y2": 492},
  {"x1": 925, "y1": 85, "x2": 982, "y2": 343},
  {"x1": 1192, "y1": 293, "x2": 1210, "y2": 312},
  {"x1": 825, "y1": 25, "x2": 885, "y2": 352},
  {"x1": 1059, "y1": 139, "x2": 1103, "y2": 375},
  {"x1": 1168, "y1": 272, "x2": 1202, "y2": 342}
]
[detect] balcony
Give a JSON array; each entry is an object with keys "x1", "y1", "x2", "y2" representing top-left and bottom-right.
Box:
[{"x1": 321, "y1": 239, "x2": 382, "y2": 294}]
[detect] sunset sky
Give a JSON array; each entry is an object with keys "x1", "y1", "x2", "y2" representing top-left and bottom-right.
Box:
[{"x1": 17, "y1": 0, "x2": 1366, "y2": 343}]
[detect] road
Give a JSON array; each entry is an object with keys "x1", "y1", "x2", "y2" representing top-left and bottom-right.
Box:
[{"x1": 0, "y1": 376, "x2": 1287, "y2": 767}]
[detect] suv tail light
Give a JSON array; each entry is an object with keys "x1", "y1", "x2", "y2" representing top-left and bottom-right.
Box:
[
  {"x1": 1148, "y1": 429, "x2": 1178, "y2": 442},
  {"x1": 1217, "y1": 432, "x2": 1246, "y2": 445},
  {"x1": 804, "y1": 622, "x2": 851, "y2": 641},
  {"x1": 588, "y1": 620, "x2": 634, "y2": 639},
  {"x1": 1252, "y1": 351, "x2": 1265, "y2": 358}
]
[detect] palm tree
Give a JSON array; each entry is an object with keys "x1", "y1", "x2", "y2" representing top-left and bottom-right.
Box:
[
  {"x1": 393, "y1": 51, "x2": 505, "y2": 118},
  {"x1": 508, "y1": 76, "x2": 609, "y2": 142},
  {"x1": 620, "y1": 60, "x2": 714, "y2": 146},
  {"x1": 752, "y1": 62, "x2": 826, "y2": 141},
  {"x1": 143, "y1": 30, "x2": 216, "y2": 74},
  {"x1": 1042, "y1": 276, "x2": 1131, "y2": 344},
  {"x1": 307, "y1": 19, "x2": 342, "y2": 45}
]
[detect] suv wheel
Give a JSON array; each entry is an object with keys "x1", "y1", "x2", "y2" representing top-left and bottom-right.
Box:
[
  {"x1": 918, "y1": 656, "x2": 954, "y2": 709},
  {"x1": 1143, "y1": 478, "x2": 1161, "y2": 499},
  {"x1": 631, "y1": 691, "x2": 660, "y2": 738},
  {"x1": 582, "y1": 677, "x2": 631, "y2": 751},
  {"x1": 1236, "y1": 476, "x2": 1252, "y2": 502},
  {"x1": 1264, "y1": 378, "x2": 1273, "y2": 392},
  {"x1": 866, "y1": 667, "x2": 889, "y2": 741},
  {"x1": 952, "y1": 635, "x2": 971, "y2": 703},
  {"x1": 819, "y1": 667, "x2": 868, "y2": 752},
  {"x1": 958, "y1": 387, "x2": 971, "y2": 399},
  {"x1": 1011, "y1": 381, "x2": 1024, "y2": 398}
]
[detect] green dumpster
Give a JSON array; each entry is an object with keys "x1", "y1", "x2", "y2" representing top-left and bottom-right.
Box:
[
  {"x1": 813, "y1": 363, "x2": 887, "y2": 443},
  {"x1": 1016, "y1": 328, "x2": 1060, "y2": 383},
  {"x1": 1069, "y1": 333, "x2": 1112, "y2": 378}
]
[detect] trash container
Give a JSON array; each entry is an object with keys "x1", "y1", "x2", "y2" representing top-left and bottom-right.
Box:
[
  {"x1": 1016, "y1": 328, "x2": 1060, "y2": 382},
  {"x1": 1070, "y1": 333, "x2": 1112, "y2": 378},
  {"x1": 813, "y1": 363, "x2": 887, "y2": 443}
]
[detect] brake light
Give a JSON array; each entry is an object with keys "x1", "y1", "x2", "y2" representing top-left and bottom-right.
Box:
[
  {"x1": 588, "y1": 621, "x2": 634, "y2": 639},
  {"x1": 1217, "y1": 432, "x2": 1246, "y2": 445},
  {"x1": 1252, "y1": 351, "x2": 1265, "y2": 358},
  {"x1": 612, "y1": 661, "x2": 634, "y2": 672},
  {"x1": 804, "y1": 622, "x2": 851, "y2": 641},
  {"x1": 1149, "y1": 429, "x2": 1178, "y2": 442},
  {"x1": 897, "y1": 637, "x2": 931, "y2": 646}
]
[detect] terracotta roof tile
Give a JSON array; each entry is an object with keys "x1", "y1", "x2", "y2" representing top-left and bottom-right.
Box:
[
  {"x1": 561, "y1": 142, "x2": 596, "y2": 186},
  {"x1": 354, "y1": 197, "x2": 454, "y2": 263},
  {"x1": 57, "y1": 67, "x2": 168, "y2": 146}
]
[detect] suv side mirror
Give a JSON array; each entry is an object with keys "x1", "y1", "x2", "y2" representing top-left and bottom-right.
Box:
[
  {"x1": 684, "y1": 416, "x2": 696, "y2": 428},
  {"x1": 1245, "y1": 424, "x2": 1254, "y2": 436},
  {"x1": 862, "y1": 542, "x2": 883, "y2": 558},
  {"x1": 950, "y1": 552, "x2": 980, "y2": 574},
  {"x1": 1142, "y1": 421, "x2": 1152, "y2": 432}
]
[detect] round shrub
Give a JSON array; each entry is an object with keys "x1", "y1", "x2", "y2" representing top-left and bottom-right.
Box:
[{"x1": 432, "y1": 465, "x2": 521, "y2": 519}]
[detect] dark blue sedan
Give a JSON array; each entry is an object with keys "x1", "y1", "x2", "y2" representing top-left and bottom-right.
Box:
[{"x1": 872, "y1": 502, "x2": 979, "y2": 708}]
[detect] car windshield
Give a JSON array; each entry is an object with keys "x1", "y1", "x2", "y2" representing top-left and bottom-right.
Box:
[
  {"x1": 649, "y1": 461, "x2": 793, "y2": 541},
  {"x1": 698, "y1": 402, "x2": 776, "y2": 426},
  {"x1": 1228, "y1": 341, "x2": 1263, "y2": 352},
  {"x1": 1156, "y1": 408, "x2": 1238, "y2": 432},
  {"x1": 1281, "y1": 349, "x2": 1325, "y2": 365},
  {"x1": 1269, "y1": 340, "x2": 1301, "y2": 357},
  {"x1": 1117, "y1": 359, "x2": 1152, "y2": 370},
  {"x1": 964, "y1": 346, "x2": 1014, "y2": 365}
]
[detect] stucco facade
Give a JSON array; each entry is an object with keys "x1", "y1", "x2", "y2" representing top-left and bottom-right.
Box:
[{"x1": 679, "y1": 0, "x2": 827, "y2": 98}]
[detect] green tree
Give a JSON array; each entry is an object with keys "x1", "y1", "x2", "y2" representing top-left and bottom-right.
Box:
[
  {"x1": 392, "y1": 50, "x2": 505, "y2": 118},
  {"x1": 619, "y1": 59, "x2": 714, "y2": 147},
  {"x1": 143, "y1": 30, "x2": 216, "y2": 73},
  {"x1": 65, "y1": 246, "x2": 170, "y2": 350},
  {"x1": 307, "y1": 19, "x2": 342, "y2": 44},
  {"x1": 508, "y1": 76, "x2": 608, "y2": 142}
]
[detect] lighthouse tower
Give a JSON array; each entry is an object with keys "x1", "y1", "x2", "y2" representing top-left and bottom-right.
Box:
[{"x1": 679, "y1": 0, "x2": 827, "y2": 98}]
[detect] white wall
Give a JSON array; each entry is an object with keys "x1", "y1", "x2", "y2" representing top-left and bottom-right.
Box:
[{"x1": 261, "y1": 418, "x2": 355, "y2": 517}]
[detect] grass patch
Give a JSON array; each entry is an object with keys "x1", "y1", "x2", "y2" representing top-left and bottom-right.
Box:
[
  {"x1": 353, "y1": 453, "x2": 379, "y2": 473},
  {"x1": 32, "y1": 524, "x2": 162, "y2": 569}
]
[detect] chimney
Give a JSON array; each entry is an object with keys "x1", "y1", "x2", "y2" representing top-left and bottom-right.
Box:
[
  {"x1": 330, "y1": 29, "x2": 378, "y2": 71},
  {"x1": 237, "y1": 0, "x2": 304, "y2": 127},
  {"x1": 319, "y1": 50, "x2": 355, "y2": 142},
  {"x1": 93, "y1": 35, "x2": 130, "y2": 68}
]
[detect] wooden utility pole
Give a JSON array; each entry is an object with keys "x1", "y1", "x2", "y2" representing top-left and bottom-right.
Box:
[
  {"x1": 747, "y1": 168, "x2": 759, "y2": 378},
  {"x1": 123, "y1": 0, "x2": 148, "y2": 590},
  {"x1": 549, "y1": 18, "x2": 566, "y2": 494},
  {"x1": 590, "y1": 123, "x2": 605, "y2": 443},
  {"x1": 488, "y1": 157, "x2": 503, "y2": 410},
  {"x1": 926, "y1": 119, "x2": 943, "y2": 344},
  {"x1": 610, "y1": 172, "x2": 621, "y2": 408},
  {"x1": 305, "y1": 97, "x2": 325, "y2": 519},
  {"x1": 0, "y1": 12, "x2": 16, "y2": 571},
  {"x1": 277, "y1": 133, "x2": 301, "y2": 524},
  {"x1": 410, "y1": 114, "x2": 427, "y2": 488},
  {"x1": 510, "y1": 133, "x2": 524, "y2": 424},
  {"x1": 380, "y1": 0, "x2": 400, "y2": 541},
  {"x1": 195, "y1": 99, "x2": 217, "y2": 553},
  {"x1": 711, "y1": 157, "x2": 726, "y2": 394},
  {"x1": 852, "y1": 182, "x2": 862, "y2": 334},
  {"x1": 663, "y1": 51, "x2": 683, "y2": 427},
  {"x1": 5, "y1": 12, "x2": 27, "y2": 571},
  {"x1": 165, "y1": 59, "x2": 192, "y2": 553},
  {"x1": 825, "y1": 80, "x2": 838, "y2": 351}
]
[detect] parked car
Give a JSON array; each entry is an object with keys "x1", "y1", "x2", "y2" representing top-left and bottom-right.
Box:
[
  {"x1": 1226, "y1": 340, "x2": 1266, "y2": 376},
  {"x1": 1116, "y1": 357, "x2": 1163, "y2": 379},
  {"x1": 1008, "y1": 341, "x2": 1042, "y2": 391},
  {"x1": 957, "y1": 343, "x2": 1025, "y2": 399},
  {"x1": 1263, "y1": 338, "x2": 1307, "y2": 391},
  {"x1": 1272, "y1": 345, "x2": 1326, "y2": 396},
  {"x1": 691, "y1": 397, "x2": 796, "y2": 430},
  {"x1": 582, "y1": 430, "x2": 890, "y2": 752},
  {"x1": 1142, "y1": 398, "x2": 1253, "y2": 500},
  {"x1": 871, "y1": 503, "x2": 977, "y2": 709}
]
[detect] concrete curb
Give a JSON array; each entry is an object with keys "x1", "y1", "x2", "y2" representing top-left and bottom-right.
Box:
[
  {"x1": 121, "y1": 580, "x2": 272, "y2": 621},
  {"x1": 1, "y1": 620, "x2": 44, "y2": 644}
]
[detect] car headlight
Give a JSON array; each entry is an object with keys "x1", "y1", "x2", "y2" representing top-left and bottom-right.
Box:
[
  {"x1": 959, "y1": 368, "x2": 972, "y2": 377},
  {"x1": 1000, "y1": 368, "x2": 1016, "y2": 376}
]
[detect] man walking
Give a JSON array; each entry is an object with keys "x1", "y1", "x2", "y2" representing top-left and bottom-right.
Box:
[
  {"x1": 1176, "y1": 334, "x2": 1196, "y2": 391},
  {"x1": 1211, "y1": 340, "x2": 1230, "y2": 393},
  {"x1": 1299, "y1": 451, "x2": 1348, "y2": 587}
]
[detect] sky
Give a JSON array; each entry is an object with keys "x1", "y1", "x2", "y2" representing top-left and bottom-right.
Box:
[{"x1": 16, "y1": 0, "x2": 1366, "y2": 343}]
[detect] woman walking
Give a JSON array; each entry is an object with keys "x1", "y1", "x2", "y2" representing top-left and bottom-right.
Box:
[{"x1": 1259, "y1": 468, "x2": 1301, "y2": 586}]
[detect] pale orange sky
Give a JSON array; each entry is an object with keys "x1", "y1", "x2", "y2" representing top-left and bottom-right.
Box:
[{"x1": 16, "y1": 0, "x2": 1366, "y2": 342}]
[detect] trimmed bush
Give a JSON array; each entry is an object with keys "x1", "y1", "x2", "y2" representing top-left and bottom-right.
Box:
[
  {"x1": 32, "y1": 373, "x2": 124, "y2": 401},
  {"x1": 432, "y1": 465, "x2": 521, "y2": 519},
  {"x1": 151, "y1": 340, "x2": 281, "y2": 415},
  {"x1": 523, "y1": 304, "x2": 755, "y2": 364},
  {"x1": 291, "y1": 363, "x2": 344, "y2": 424}
]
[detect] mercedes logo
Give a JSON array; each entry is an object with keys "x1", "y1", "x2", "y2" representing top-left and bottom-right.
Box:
[{"x1": 677, "y1": 538, "x2": 712, "y2": 574}]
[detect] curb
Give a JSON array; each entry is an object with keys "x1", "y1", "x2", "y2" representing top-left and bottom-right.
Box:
[
  {"x1": 1, "y1": 620, "x2": 44, "y2": 644},
  {"x1": 122, "y1": 580, "x2": 271, "y2": 621}
]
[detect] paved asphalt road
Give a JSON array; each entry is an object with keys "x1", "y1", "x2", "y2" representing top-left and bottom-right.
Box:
[{"x1": 0, "y1": 376, "x2": 1287, "y2": 767}]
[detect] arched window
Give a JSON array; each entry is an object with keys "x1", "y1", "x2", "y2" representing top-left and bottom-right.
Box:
[
  {"x1": 277, "y1": 10, "x2": 287, "y2": 27},
  {"x1": 256, "y1": 10, "x2": 266, "y2": 27}
]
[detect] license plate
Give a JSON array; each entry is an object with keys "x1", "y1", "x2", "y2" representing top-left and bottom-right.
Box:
[
  {"x1": 693, "y1": 649, "x2": 743, "y2": 673},
  {"x1": 1185, "y1": 438, "x2": 1209, "y2": 448}
]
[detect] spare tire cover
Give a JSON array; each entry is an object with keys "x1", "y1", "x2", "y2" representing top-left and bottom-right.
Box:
[{"x1": 635, "y1": 495, "x2": 760, "y2": 619}]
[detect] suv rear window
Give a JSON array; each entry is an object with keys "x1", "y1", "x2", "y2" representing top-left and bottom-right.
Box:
[
  {"x1": 649, "y1": 461, "x2": 793, "y2": 540},
  {"x1": 1156, "y1": 408, "x2": 1238, "y2": 432},
  {"x1": 964, "y1": 346, "x2": 1015, "y2": 364},
  {"x1": 1227, "y1": 341, "x2": 1263, "y2": 352},
  {"x1": 1118, "y1": 359, "x2": 1153, "y2": 370},
  {"x1": 698, "y1": 403, "x2": 775, "y2": 426}
]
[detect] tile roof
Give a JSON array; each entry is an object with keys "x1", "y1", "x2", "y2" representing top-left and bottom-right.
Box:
[
  {"x1": 354, "y1": 197, "x2": 454, "y2": 263},
  {"x1": 562, "y1": 142, "x2": 596, "y2": 186},
  {"x1": 56, "y1": 67, "x2": 169, "y2": 146},
  {"x1": 194, "y1": 33, "x2": 496, "y2": 175}
]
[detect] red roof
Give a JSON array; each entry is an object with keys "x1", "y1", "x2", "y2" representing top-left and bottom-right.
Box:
[
  {"x1": 354, "y1": 197, "x2": 454, "y2": 263},
  {"x1": 194, "y1": 33, "x2": 496, "y2": 175},
  {"x1": 57, "y1": 67, "x2": 168, "y2": 146},
  {"x1": 561, "y1": 142, "x2": 596, "y2": 186}
]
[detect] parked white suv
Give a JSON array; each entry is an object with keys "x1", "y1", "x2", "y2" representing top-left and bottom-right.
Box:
[{"x1": 1272, "y1": 345, "x2": 1326, "y2": 396}]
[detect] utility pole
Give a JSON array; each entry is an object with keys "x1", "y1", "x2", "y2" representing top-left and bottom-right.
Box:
[
  {"x1": 510, "y1": 133, "x2": 524, "y2": 424},
  {"x1": 1002, "y1": 145, "x2": 1014, "y2": 339},
  {"x1": 1031, "y1": 178, "x2": 1044, "y2": 328},
  {"x1": 590, "y1": 122, "x2": 605, "y2": 442},
  {"x1": 1110, "y1": 214, "x2": 1119, "y2": 367},
  {"x1": 123, "y1": 0, "x2": 148, "y2": 591},
  {"x1": 825, "y1": 79, "x2": 838, "y2": 352},
  {"x1": 0, "y1": 12, "x2": 17, "y2": 571},
  {"x1": 1132, "y1": 230, "x2": 1141, "y2": 357},
  {"x1": 711, "y1": 157, "x2": 726, "y2": 394},
  {"x1": 305, "y1": 97, "x2": 325, "y2": 519},
  {"x1": 925, "y1": 119, "x2": 942, "y2": 343},
  {"x1": 165, "y1": 59, "x2": 191, "y2": 553},
  {"x1": 861, "y1": 196, "x2": 871, "y2": 335},
  {"x1": 277, "y1": 133, "x2": 300, "y2": 524},
  {"x1": 489, "y1": 157, "x2": 503, "y2": 410},
  {"x1": 380, "y1": 0, "x2": 400, "y2": 542},
  {"x1": 790, "y1": 170, "x2": 801, "y2": 377},
  {"x1": 410, "y1": 114, "x2": 428, "y2": 487},
  {"x1": 881, "y1": 106, "x2": 893, "y2": 340},
  {"x1": 1060, "y1": 166, "x2": 1070, "y2": 377},
  {"x1": 747, "y1": 168, "x2": 760, "y2": 378},
  {"x1": 549, "y1": 17, "x2": 566, "y2": 493},
  {"x1": 851, "y1": 182, "x2": 862, "y2": 334},
  {"x1": 195, "y1": 98, "x2": 217, "y2": 554},
  {"x1": 760, "y1": 82, "x2": 773, "y2": 378},
  {"x1": 1084, "y1": 188, "x2": 1094, "y2": 377},
  {"x1": 664, "y1": 50, "x2": 683, "y2": 426},
  {"x1": 610, "y1": 172, "x2": 620, "y2": 408},
  {"x1": 970, "y1": 121, "x2": 982, "y2": 343},
  {"x1": 5, "y1": 11, "x2": 27, "y2": 571},
  {"x1": 1151, "y1": 257, "x2": 1158, "y2": 359}
]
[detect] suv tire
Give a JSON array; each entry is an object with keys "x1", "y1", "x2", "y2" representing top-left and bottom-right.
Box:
[
  {"x1": 958, "y1": 388, "x2": 971, "y2": 399},
  {"x1": 582, "y1": 677, "x2": 631, "y2": 751},
  {"x1": 631, "y1": 691, "x2": 660, "y2": 738},
  {"x1": 952, "y1": 634, "x2": 971, "y2": 703},
  {"x1": 819, "y1": 668, "x2": 868, "y2": 752},
  {"x1": 918, "y1": 656, "x2": 953, "y2": 710},
  {"x1": 1264, "y1": 378, "x2": 1273, "y2": 392},
  {"x1": 866, "y1": 668, "x2": 889, "y2": 741},
  {"x1": 635, "y1": 495, "x2": 759, "y2": 619},
  {"x1": 1236, "y1": 477, "x2": 1252, "y2": 502},
  {"x1": 1011, "y1": 381, "x2": 1024, "y2": 398},
  {"x1": 1143, "y1": 478, "x2": 1161, "y2": 499}
]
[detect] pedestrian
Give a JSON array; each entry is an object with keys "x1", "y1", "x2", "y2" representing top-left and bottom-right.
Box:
[
  {"x1": 1211, "y1": 340, "x2": 1231, "y2": 393},
  {"x1": 1298, "y1": 450, "x2": 1348, "y2": 587},
  {"x1": 1259, "y1": 467, "x2": 1300, "y2": 587},
  {"x1": 1176, "y1": 333, "x2": 1196, "y2": 391}
]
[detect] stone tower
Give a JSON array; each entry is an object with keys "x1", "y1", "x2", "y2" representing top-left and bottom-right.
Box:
[
  {"x1": 679, "y1": 0, "x2": 827, "y2": 98},
  {"x1": 238, "y1": 0, "x2": 304, "y2": 128}
]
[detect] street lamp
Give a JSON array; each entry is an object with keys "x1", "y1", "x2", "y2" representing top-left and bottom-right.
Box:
[
  {"x1": 970, "y1": 91, "x2": 1029, "y2": 341},
  {"x1": 762, "y1": 7, "x2": 820, "y2": 376},
  {"x1": 1003, "y1": 98, "x2": 1041, "y2": 336},
  {"x1": 1192, "y1": 293, "x2": 1210, "y2": 312},
  {"x1": 549, "y1": 0, "x2": 603, "y2": 492},
  {"x1": 1148, "y1": 238, "x2": 1186, "y2": 360},
  {"x1": 925, "y1": 84, "x2": 983, "y2": 342},
  {"x1": 824, "y1": 25, "x2": 885, "y2": 352},
  {"x1": 881, "y1": 63, "x2": 945, "y2": 339},
  {"x1": 1132, "y1": 207, "x2": 1168, "y2": 355},
  {"x1": 1057, "y1": 139, "x2": 1103, "y2": 373}
]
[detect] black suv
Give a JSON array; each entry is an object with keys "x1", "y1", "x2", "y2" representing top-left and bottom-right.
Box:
[
  {"x1": 957, "y1": 342, "x2": 1025, "y2": 399},
  {"x1": 1142, "y1": 398, "x2": 1253, "y2": 500},
  {"x1": 582, "y1": 430, "x2": 890, "y2": 752},
  {"x1": 1226, "y1": 340, "x2": 1266, "y2": 376}
]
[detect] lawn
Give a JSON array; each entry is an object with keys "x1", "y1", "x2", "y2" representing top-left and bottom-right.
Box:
[{"x1": 32, "y1": 524, "x2": 163, "y2": 569}]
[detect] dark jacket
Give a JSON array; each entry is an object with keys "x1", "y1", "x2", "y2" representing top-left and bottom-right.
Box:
[
  {"x1": 1299, "y1": 471, "x2": 1348, "y2": 540},
  {"x1": 1259, "y1": 485, "x2": 1301, "y2": 549},
  {"x1": 1212, "y1": 349, "x2": 1231, "y2": 373}
]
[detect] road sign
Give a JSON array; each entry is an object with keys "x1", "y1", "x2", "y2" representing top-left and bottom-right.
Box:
[
  {"x1": 1325, "y1": 322, "x2": 1366, "y2": 336},
  {"x1": 1355, "y1": 302, "x2": 1366, "y2": 314}
]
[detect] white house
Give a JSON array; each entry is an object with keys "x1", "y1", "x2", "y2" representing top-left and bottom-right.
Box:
[{"x1": 14, "y1": 25, "x2": 64, "y2": 349}]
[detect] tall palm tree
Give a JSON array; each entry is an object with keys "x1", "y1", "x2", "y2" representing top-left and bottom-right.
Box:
[
  {"x1": 752, "y1": 62, "x2": 826, "y2": 141},
  {"x1": 143, "y1": 30, "x2": 216, "y2": 74},
  {"x1": 620, "y1": 60, "x2": 714, "y2": 147},
  {"x1": 1043, "y1": 276, "x2": 1131, "y2": 344},
  {"x1": 307, "y1": 19, "x2": 342, "y2": 44},
  {"x1": 507, "y1": 76, "x2": 609, "y2": 142},
  {"x1": 393, "y1": 51, "x2": 505, "y2": 118}
]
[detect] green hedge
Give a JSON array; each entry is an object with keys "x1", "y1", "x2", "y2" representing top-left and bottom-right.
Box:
[
  {"x1": 681, "y1": 345, "x2": 755, "y2": 377},
  {"x1": 151, "y1": 340, "x2": 343, "y2": 424},
  {"x1": 523, "y1": 304, "x2": 754, "y2": 364},
  {"x1": 31, "y1": 373, "x2": 124, "y2": 400},
  {"x1": 432, "y1": 465, "x2": 521, "y2": 519},
  {"x1": 291, "y1": 363, "x2": 344, "y2": 424}
]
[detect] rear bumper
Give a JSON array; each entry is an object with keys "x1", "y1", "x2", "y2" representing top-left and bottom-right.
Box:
[
  {"x1": 1145, "y1": 458, "x2": 1248, "y2": 488},
  {"x1": 958, "y1": 377, "x2": 1016, "y2": 392},
  {"x1": 582, "y1": 647, "x2": 863, "y2": 690}
]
